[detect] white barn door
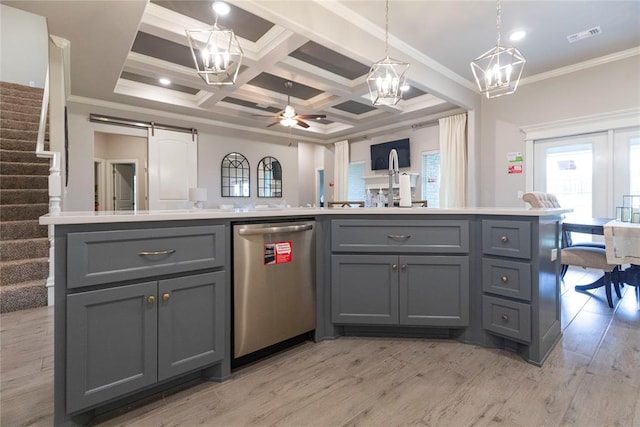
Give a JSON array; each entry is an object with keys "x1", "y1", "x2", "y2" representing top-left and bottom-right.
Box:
[{"x1": 148, "y1": 128, "x2": 197, "y2": 210}]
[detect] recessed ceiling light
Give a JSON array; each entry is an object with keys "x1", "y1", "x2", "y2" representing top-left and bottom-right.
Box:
[
  {"x1": 509, "y1": 30, "x2": 527, "y2": 42},
  {"x1": 212, "y1": 1, "x2": 230, "y2": 16},
  {"x1": 159, "y1": 78, "x2": 171, "y2": 85}
]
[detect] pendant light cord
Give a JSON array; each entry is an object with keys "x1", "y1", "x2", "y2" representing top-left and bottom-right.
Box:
[
  {"x1": 384, "y1": 0, "x2": 390, "y2": 57},
  {"x1": 496, "y1": 0, "x2": 502, "y2": 46}
]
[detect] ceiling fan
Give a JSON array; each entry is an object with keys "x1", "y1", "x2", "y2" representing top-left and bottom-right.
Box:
[{"x1": 255, "y1": 81, "x2": 326, "y2": 129}]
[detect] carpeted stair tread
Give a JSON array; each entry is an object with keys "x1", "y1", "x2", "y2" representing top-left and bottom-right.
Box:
[
  {"x1": 0, "y1": 175, "x2": 48, "y2": 189},
  {"x1": 1, "y1": 128, "x2": 38, "y2": 141},
  {"x1": 0, "y1": 203, "x2": 49, "y2": 221},
  {"x1": 0, "y1": 95, "x2": 42, "y2": 109},
  {"x1": 0, "y1": 149, "x2": 50, "y2": 163},
  {"x1": 0, "y1": 280, "x2": 47, "y2": 313},
  {"x1": 1, "y1": 161, "x2": 50, "y2": 175},
  {"x1": 0, "y1": 189, "x2": 49, "y2": 204},
  {"x1": 0, "y1": 81, "x2": 45, "y2": 96},
  {"x1": 0, "y1": 138, "x2": 48, "y2": 152},
  {"x1": 1, "y1": 118, "x2": 40, "y2": 132},
  {"x1": 1, "y1": 109, "x2": 40, "y2": 123},
  {"x1": 0, "y1": 238, "x2": 49, "y2": 261},
  {"x1": 1, "y1": 258, "x2": 49, "y2": 286},
  {"x1": 0, "y1": 102, "x2": 41, "y2": 116},
  {"x1": 0, "y1": 220, "x2": 48, "y2": 240}
]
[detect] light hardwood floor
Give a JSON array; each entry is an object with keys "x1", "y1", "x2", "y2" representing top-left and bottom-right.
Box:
[{"x1": 2, "y1": 267, "x2": 639, "y2": 426}]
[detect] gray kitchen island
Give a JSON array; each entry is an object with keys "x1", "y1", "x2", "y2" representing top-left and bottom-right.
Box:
[{"x1": 41, "y1": 206, "x2": 569, "y2": 426}]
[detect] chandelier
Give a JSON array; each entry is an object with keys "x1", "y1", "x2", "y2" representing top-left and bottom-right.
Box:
[
  {"x1": 185, "y1": 1, "x2": 243, "y2": 85},
  {"x1": 470, "y1": 0, "x2": 526, "y2": 98},
  {"x1": 366, "y1": 0, "x2": 409, "y2": 106}
]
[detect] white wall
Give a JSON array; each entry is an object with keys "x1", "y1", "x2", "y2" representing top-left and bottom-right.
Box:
[
  {"x1": 0, "y1": 5, "x2": 48, "y2": 87},
  {"x1": 198, "y1": 133, "x2": 299, "y2": 208},
  {"x1": 479, "y1": 55, "x2": 640, "y2": 207},
  {"x1": 64, "y1": 102, "x2": 304, "y2": 210}
]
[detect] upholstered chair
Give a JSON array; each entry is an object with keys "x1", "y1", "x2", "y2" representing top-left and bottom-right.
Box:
[{"x1": 522, "y1": 192, "x2": 620, "y2": 307}]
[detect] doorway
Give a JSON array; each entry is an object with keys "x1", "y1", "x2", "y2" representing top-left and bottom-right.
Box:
[
  {"x1": 107, "y1": 160, "x2": 137, "y2": 211},
  {"x1": 93, "y1": 131, "x2": 148, "y2": 211}
]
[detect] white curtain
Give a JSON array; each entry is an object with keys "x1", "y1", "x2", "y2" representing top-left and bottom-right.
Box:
[
  {"x1": 334, "y1": 140, "x2": 349, "y2": 201},
  {"x1": 439, "y1": 113, "x2": 467, "y2": 208}
]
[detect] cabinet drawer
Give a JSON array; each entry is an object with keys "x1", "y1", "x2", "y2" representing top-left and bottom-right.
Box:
[
  {"x1": 482, "y1": 295, "x2": 531, "y2": 343},
  {"x1": 482, "y1": 258, "x2": 531, "y2": 301},
  {"x1": 331, "y1": 220, "x2": 469, "y2": 253},
  {"x1": 67, "y1": 225, "x2": 225, "y2": 288},
  {"x1": 482, "y1": 220, "x2": 531, "y2": 259}
]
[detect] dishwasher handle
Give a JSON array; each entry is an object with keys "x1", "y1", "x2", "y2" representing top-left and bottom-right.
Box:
[{"x1": 237, "y1": 223, "x2": 313, "y2": 236}]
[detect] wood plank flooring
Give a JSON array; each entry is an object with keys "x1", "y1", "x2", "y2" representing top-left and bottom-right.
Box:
[{"x1": 1, "y1": 267, "x2": 638, "y2": 426}]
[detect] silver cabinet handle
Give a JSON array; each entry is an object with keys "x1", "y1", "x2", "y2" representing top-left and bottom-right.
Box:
[
  {"x1": 500, "y1": 235, "x2": 509, "y2": 243},
  {"x1": 138, "y1": 249, "x2": 176, "y2": 256},
  {"x1": 238, "y1": 224, "x2": 313, "y2": 236},
  {"x1": 387, "y1": 234, "x2": 410, "y2": 240}
]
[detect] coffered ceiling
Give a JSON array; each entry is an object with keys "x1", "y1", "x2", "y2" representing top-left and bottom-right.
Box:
[{"x1": 5, "y1": 1, "x2": 640, "y2": 145}]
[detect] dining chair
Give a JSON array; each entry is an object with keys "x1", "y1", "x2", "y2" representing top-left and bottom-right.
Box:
[{"x1": 523, "y1": 192, "x2": 621, "y2": 307}]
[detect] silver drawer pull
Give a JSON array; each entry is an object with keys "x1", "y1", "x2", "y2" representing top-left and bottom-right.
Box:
[
  {"x1": 501, "y1": 276, "x2": 509, "y2": 283},
  {"x1": 500, "y1": 235, "x2": 509, "y2": 243},
  {"x1": 387, "y1": 234, "x2": 410, "y2": 240},
  {"x1": 501, "y1": 314, "x2": 509, "y2": 321},
  {"x1": 138, "y1": 249, "x2": 176, "y2": 256}
]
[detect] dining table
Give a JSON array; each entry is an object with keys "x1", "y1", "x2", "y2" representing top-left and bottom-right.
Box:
[{"x1": 562, "y1": 216, "x2": 640, "y2": 298}]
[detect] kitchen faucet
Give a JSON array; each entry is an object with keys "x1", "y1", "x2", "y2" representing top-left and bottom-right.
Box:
[{"x1": 388, "y1": 149, "x2": 399, "y2": 207}]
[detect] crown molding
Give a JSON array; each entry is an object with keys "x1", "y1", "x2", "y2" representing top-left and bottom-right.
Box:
[{"x1": 520, "y1": 47, "x2": 640, "y2": 86}]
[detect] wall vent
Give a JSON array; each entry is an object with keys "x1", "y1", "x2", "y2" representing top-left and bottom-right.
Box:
[{"x1": 567, "y1": 26, "x2": 602, "y2": 43}]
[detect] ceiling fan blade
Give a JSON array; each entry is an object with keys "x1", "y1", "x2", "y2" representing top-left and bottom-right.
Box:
[
  {"x1": 252, "y1": 114, "x2": 278, "y2": 118},
  {"x1": 295, "y1": 120, "x2": 310, "y2": 129},
  {"x1": 266, "y1": 121, "x2": 281, "y2": 127},
  {"x1": 296, "y1": 114, "x2": 326, "y2": 120}
]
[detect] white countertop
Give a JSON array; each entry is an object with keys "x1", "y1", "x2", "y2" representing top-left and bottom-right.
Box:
[{"x1": 39, "y1": 207, "x2": 571, "y2": 225}]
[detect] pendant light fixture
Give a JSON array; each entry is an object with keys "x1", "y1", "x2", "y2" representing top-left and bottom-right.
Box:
[
  {"x1": 366, "y1": 0, "x2": 409, "y2": 106},
  {"x1": 186, "y1": 1, "x2": 243, "y2": 86},
  {"x1": 470, "y1": 0, "x2": 526, "y2": 98}
]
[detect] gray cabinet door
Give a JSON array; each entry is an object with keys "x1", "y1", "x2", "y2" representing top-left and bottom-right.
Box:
[
  {"x1": 331, "y1": 254, "x2": 399, "y2": 324},
  {"x1": 399, "y1": 256, "x2": 469, "y2": 327},
  {"x1": 158, "y1": 271, "x2": 225, "y2": 381},
  {"x1": 66, "y1": 281, "x2": 158, "y2": 413}
]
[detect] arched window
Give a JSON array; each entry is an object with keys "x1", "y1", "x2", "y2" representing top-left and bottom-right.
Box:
[
  {"x1": 257, "y1": 156, "x2": 282, "y2": 198},
  {"x1": 221, "y1": 152, "x2": 250, "y2": 197}
]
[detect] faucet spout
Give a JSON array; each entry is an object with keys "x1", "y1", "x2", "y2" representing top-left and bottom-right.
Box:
[{"x1": 388, "y1": 149, "x2": 399, "y2": 207}]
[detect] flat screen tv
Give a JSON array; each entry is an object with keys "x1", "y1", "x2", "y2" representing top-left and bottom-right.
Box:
[{"x1": 370, "y1": 138, "x2": 410, "y2": 170}]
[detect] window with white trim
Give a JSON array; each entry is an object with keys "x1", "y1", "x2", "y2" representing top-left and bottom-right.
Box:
[
  {"x1": 347, "y1": 161, "x2": 365, "y2": 201},
  {"x1": 421, "y1": 151, "x2": 440, "y2": 208}
]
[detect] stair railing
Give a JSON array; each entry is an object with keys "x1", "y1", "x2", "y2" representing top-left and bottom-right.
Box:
[
  {"x1": 36, "y1": 67, "x2": 62, "y2": 306},
  {"x1": 36, "y1": 67, "x2": 62, "y2": 214}
]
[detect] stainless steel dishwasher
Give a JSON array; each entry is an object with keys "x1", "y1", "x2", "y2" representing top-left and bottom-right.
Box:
[{"x1": 233, "y1": 221, "x2": 315, "y2": 358}]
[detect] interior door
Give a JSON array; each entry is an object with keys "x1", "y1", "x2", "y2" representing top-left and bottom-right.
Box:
[
  {"x1": 148, "y1": 128, "x2": 197, "y2": 210},
  {"x1": 113, "y1": 163, "x2": 135, "y2": 210}
]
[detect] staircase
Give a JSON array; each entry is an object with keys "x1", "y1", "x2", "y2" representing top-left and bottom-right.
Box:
[{"x1": 1, "y1": 81, "x2": 50, "y2": 312}]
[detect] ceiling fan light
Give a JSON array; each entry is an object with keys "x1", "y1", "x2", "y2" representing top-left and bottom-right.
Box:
[{"x1": 280, "y1": 117, "x2": 297, "y2": 127}]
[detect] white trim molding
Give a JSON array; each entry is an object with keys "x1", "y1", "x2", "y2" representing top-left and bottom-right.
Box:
[
  {"x1": 522, "y1": 107, "x2": 640, "y2": 142},
  {"x1": 522, "y1": 107, "x2": 640, "y2": 192}
]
